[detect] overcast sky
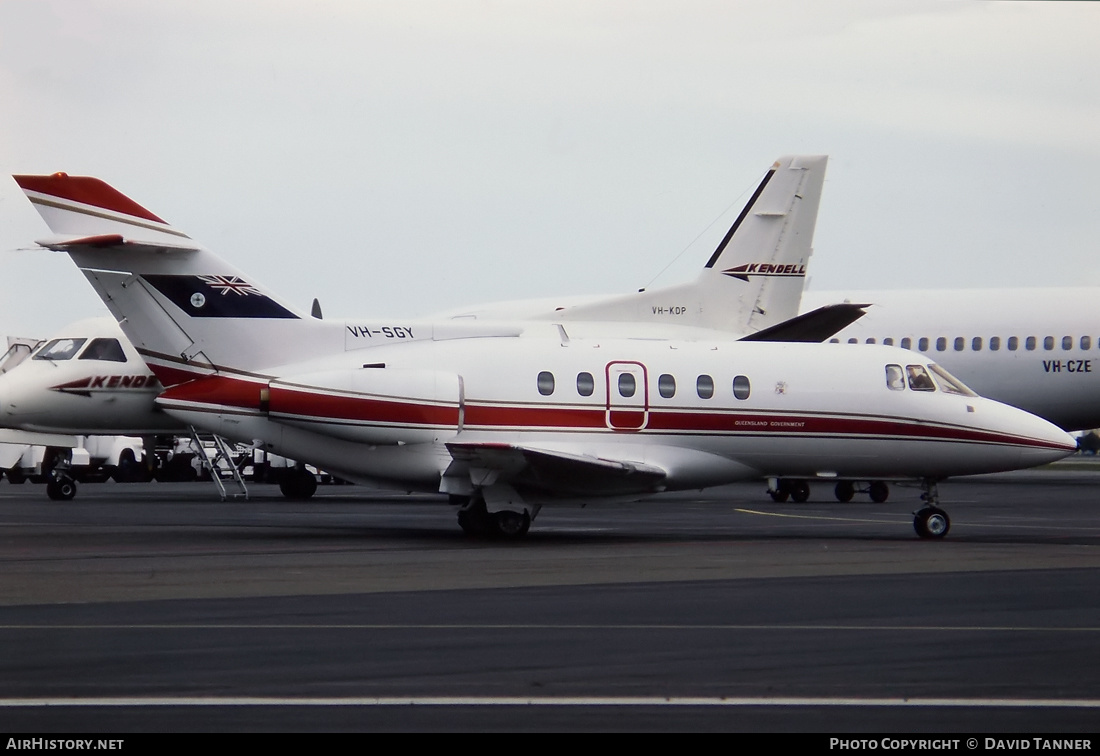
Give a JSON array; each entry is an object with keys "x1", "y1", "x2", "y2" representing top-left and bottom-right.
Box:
[{"x1": 2, "y1": 0, "x2": 1099, "y2": 338}]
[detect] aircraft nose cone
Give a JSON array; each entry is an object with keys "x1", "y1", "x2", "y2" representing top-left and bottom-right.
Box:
[{"x1": 1013, "y1": 409, "x2": 1078, "y2": 468}]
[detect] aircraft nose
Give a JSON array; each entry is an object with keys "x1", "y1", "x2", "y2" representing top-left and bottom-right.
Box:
[{"x1": 1007, "y1": 405, "x2": 1078, "y2": 468}]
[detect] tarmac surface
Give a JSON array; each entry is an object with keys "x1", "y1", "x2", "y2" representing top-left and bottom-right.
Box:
[{"x1": 1, "y1": 465, "x2": 1098, "y2": 732}]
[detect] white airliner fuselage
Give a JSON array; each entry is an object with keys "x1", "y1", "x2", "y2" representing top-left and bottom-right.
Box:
[{"x1": 804, "y1": 288, "x2": 1100, "y2": 431}]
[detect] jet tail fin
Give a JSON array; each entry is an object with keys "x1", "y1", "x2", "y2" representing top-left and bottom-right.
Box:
[{"x1": 14, "y1": 173, "x2": 327, "y2": 385}]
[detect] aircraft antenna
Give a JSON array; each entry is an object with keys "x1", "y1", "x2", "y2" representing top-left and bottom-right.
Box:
[{"x1": 641, "y1": 183, "x2": 752, "y2": 290}]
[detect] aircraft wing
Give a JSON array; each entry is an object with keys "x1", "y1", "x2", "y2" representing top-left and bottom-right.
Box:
[
  {"x1": 446, "y1": 441, "x2": 667, "y2": 496},
  {"x1": 737, "y1": 302, "x2": 870, "y2": 343}
]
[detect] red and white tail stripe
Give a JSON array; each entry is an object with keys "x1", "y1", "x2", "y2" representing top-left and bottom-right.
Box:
[{"x1": 14, "y1": 172, "x2": 191, "y2": 244}]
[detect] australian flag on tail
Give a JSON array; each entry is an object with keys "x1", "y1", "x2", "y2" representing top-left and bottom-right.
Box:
[{"x1": 142, "y1": 274, "x2": 300, "y2": 319}]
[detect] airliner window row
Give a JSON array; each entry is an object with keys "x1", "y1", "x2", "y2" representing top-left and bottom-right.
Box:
[
  {"x1": 536, "y1": 371, "x2": 752, "y2": 400},
  {"x1": 830, "y1": 335, "x2": 1095, "y2": 352}
]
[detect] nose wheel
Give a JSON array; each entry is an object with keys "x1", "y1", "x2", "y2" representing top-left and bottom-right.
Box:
[
  {"x1": 46, "y1": 476, "x2": 77, "y2": 501},
  {"x1": 913, "y1": 480, "x2": 950, "y2": 539}
]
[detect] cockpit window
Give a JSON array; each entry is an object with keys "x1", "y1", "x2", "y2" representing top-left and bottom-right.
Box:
[
  {"x1": 906, "y1": 364, "x2": 936, "y2": 391},
  {"x1": 929, "y1": 363, "x2": 978, "y2": 397},
  {"x1": 32, "y1": 338, "x2": 87, "y2": 362},
  {"x1": 78, "y1": 338, "x2": 127, "y2": 363},
  {"x1": 885, "y1": 364, "x2": 905, "y2": 391}
]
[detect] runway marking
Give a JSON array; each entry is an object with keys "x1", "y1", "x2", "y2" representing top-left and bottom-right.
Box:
[
  {"x1": 735, "y1": 507, "x2": 1100, "y2": 532},
  {"x1": 1, "y1": 623, "x2": 1099, "y2": 632},
  {"x1": 735, "y1": 508, "x2": 904, "y2": 524},
  {"x1": 0, "y1": 696, "x2": 1098, "y2": 708}
]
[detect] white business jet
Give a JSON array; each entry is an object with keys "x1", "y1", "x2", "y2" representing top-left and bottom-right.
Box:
[
  {"x1": 1, "y1": 156, "x2": 847, "y2": 502},
  {"x1": 12, "y1": 168, "x2": 1075, "y2": 539}
]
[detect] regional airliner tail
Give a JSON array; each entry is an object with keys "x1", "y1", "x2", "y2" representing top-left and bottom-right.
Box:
[{"x1": 552, "y1": 155, "x2": 827, "y2": 334}]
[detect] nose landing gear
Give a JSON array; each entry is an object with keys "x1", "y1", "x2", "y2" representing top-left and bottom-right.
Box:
[{"x1": 913, "y1": 480, "x2": 950, "y2": 539}]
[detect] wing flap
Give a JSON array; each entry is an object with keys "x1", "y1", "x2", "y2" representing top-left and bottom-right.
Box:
[{"x1": 446, "y1": 441, "x2": 667, "y2": 495}]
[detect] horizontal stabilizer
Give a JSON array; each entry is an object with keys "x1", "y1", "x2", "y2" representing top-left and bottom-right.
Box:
[
  {"x1": 35, "y1": 234, "x2": 202, "y2": 254},
  {"x1": 447, "y1": 441, "x2": 666, "y2": 496},
  {"x1": 738, "y1": 302, "x2": 870, "y2": 343},
  {"x1": 0, "y1": 429, "x2": 79, "y2": 448}
]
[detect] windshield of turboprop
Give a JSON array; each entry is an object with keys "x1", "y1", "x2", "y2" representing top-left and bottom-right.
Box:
[
  {"x1": 77, "y1": 338, "x2": 127, "y2": 362},
  {"x1": 32, "y1": 338, "x2": 87, "y2": 361},
  {"x1": 886, "y1": 363, "x2": 977, "y2": 397}
]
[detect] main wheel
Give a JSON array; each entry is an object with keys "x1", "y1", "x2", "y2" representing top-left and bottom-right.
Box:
[
  {"x1": 914, "y1": 506, "x2": 950, "y2": 539},
  {"x1": 834, "y1": 481, "x2": 855, "y2": 503},
  {"x1": 491, "y1": 510, "x2": 531, "y2": 539},
  {"x1": 768, "y1": 481, "x2": 790, "y2": 503},
  {"x1": 457, "y1": 496, "x2": 491, "y2": 536},
  {"x1": 46, "y1": 478, "x2": 77, "y2": 501},
  {"x1": 868, "y1": 481, "x2": 889, "y2": 503},
  {"x1": 279, "y1": 469, "x2": 317, "y2": 500},
  {"x1": 789, "y1": 480, "x2": 810, "y2": 503},
  {"x1": 113, "y1": 449, "x2": 139, "y2": 482}
]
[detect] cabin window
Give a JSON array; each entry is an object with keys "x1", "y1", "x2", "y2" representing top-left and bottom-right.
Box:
[
  {"x1": 618, "y1": 373, "x2": 636, "y2": 398},
  {"x1": 657, "y1": 374, "x2": 676, "y2": 399},
  {"x1": 1025, "y1": 336, "x2": 1036, "y2": 351},
  {"x1": 971, "y1": 337, "x2": 982, "y2": 352},
  {"x1": 576, "y1": 372, "x2": 594, "y2": 397},
  {"x1": 733, "y1": 375, "x2": 751, "y2": 400},
  {"x1": 883, "y1": 338, "x2": 894, "y2": 346},
  {"x1": 696, "y1": 374, "x2": 714, "y2": 399},
  {"x1": 885, "y1": 364, "x2": 905, "y2": 391},
  {"x1": 1063, "y1": 336, "x2": 1073, "y2": 351},
  {"x1": 917, "y1": 337, "x2": 928, "y2": 351},
  {"x1": 847, "y1": 338, "x2": 858, "y2": 344},
  {"x1": 953, "y1": 337, "x2": 964, "y2": 351},
  {"x1": 865, "y1": 338, "x2": 876, "y2": 344},
  {"x1": 1008, "y1": 336, "x2": 1018, "y2": 351},
  {"x1": 829, "y1": 338, "x2": 839, "y2": 344},
  {"x1": 1043, "y1": 336, "x2": 1054, "y2": 351},
  {"x1": 935, "y1": 337, "x2": 947, "y2": 352},
  {"x1": 537, "y1": 371, "x2": 555, "y2": 396},
  {"x1": 906, "y1": 364, "x2": 936, "y2": 391},
  {"x1": 900, "y1": 337, "x2": 912, "y2": 350},
  {"x1": 78, "y1": 338, "x2": 127, "y2": 363},
  {"x1": 1082, "y1": 336, "x2": 1092, "y2": 351},
  {"x1": 32, "y1": 338, "x2": 87, "y2": 361},
  {"x1": 990, "y1": 336, "x2": 1001, "y2": 351}
]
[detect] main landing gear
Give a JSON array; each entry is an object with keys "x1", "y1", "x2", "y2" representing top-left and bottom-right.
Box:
[
  {"x1": 279, "y1": 466, "x2": 318, "y2": 500},
  {"x1": 913, "y1": 479, "x2": 950, "y2": 539},
  {"x1": 454, "y1": 495, "x2": 532, "y2": 540},
  {"x1": 768, "y1": 479, "x2": 890, "y2": 504},
  {"x1": 45, "y1": 474, "x2": 77, "y2": 501},
  {"x1": 767, "y1": 479, "x2": 810, "y2": 503}
]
